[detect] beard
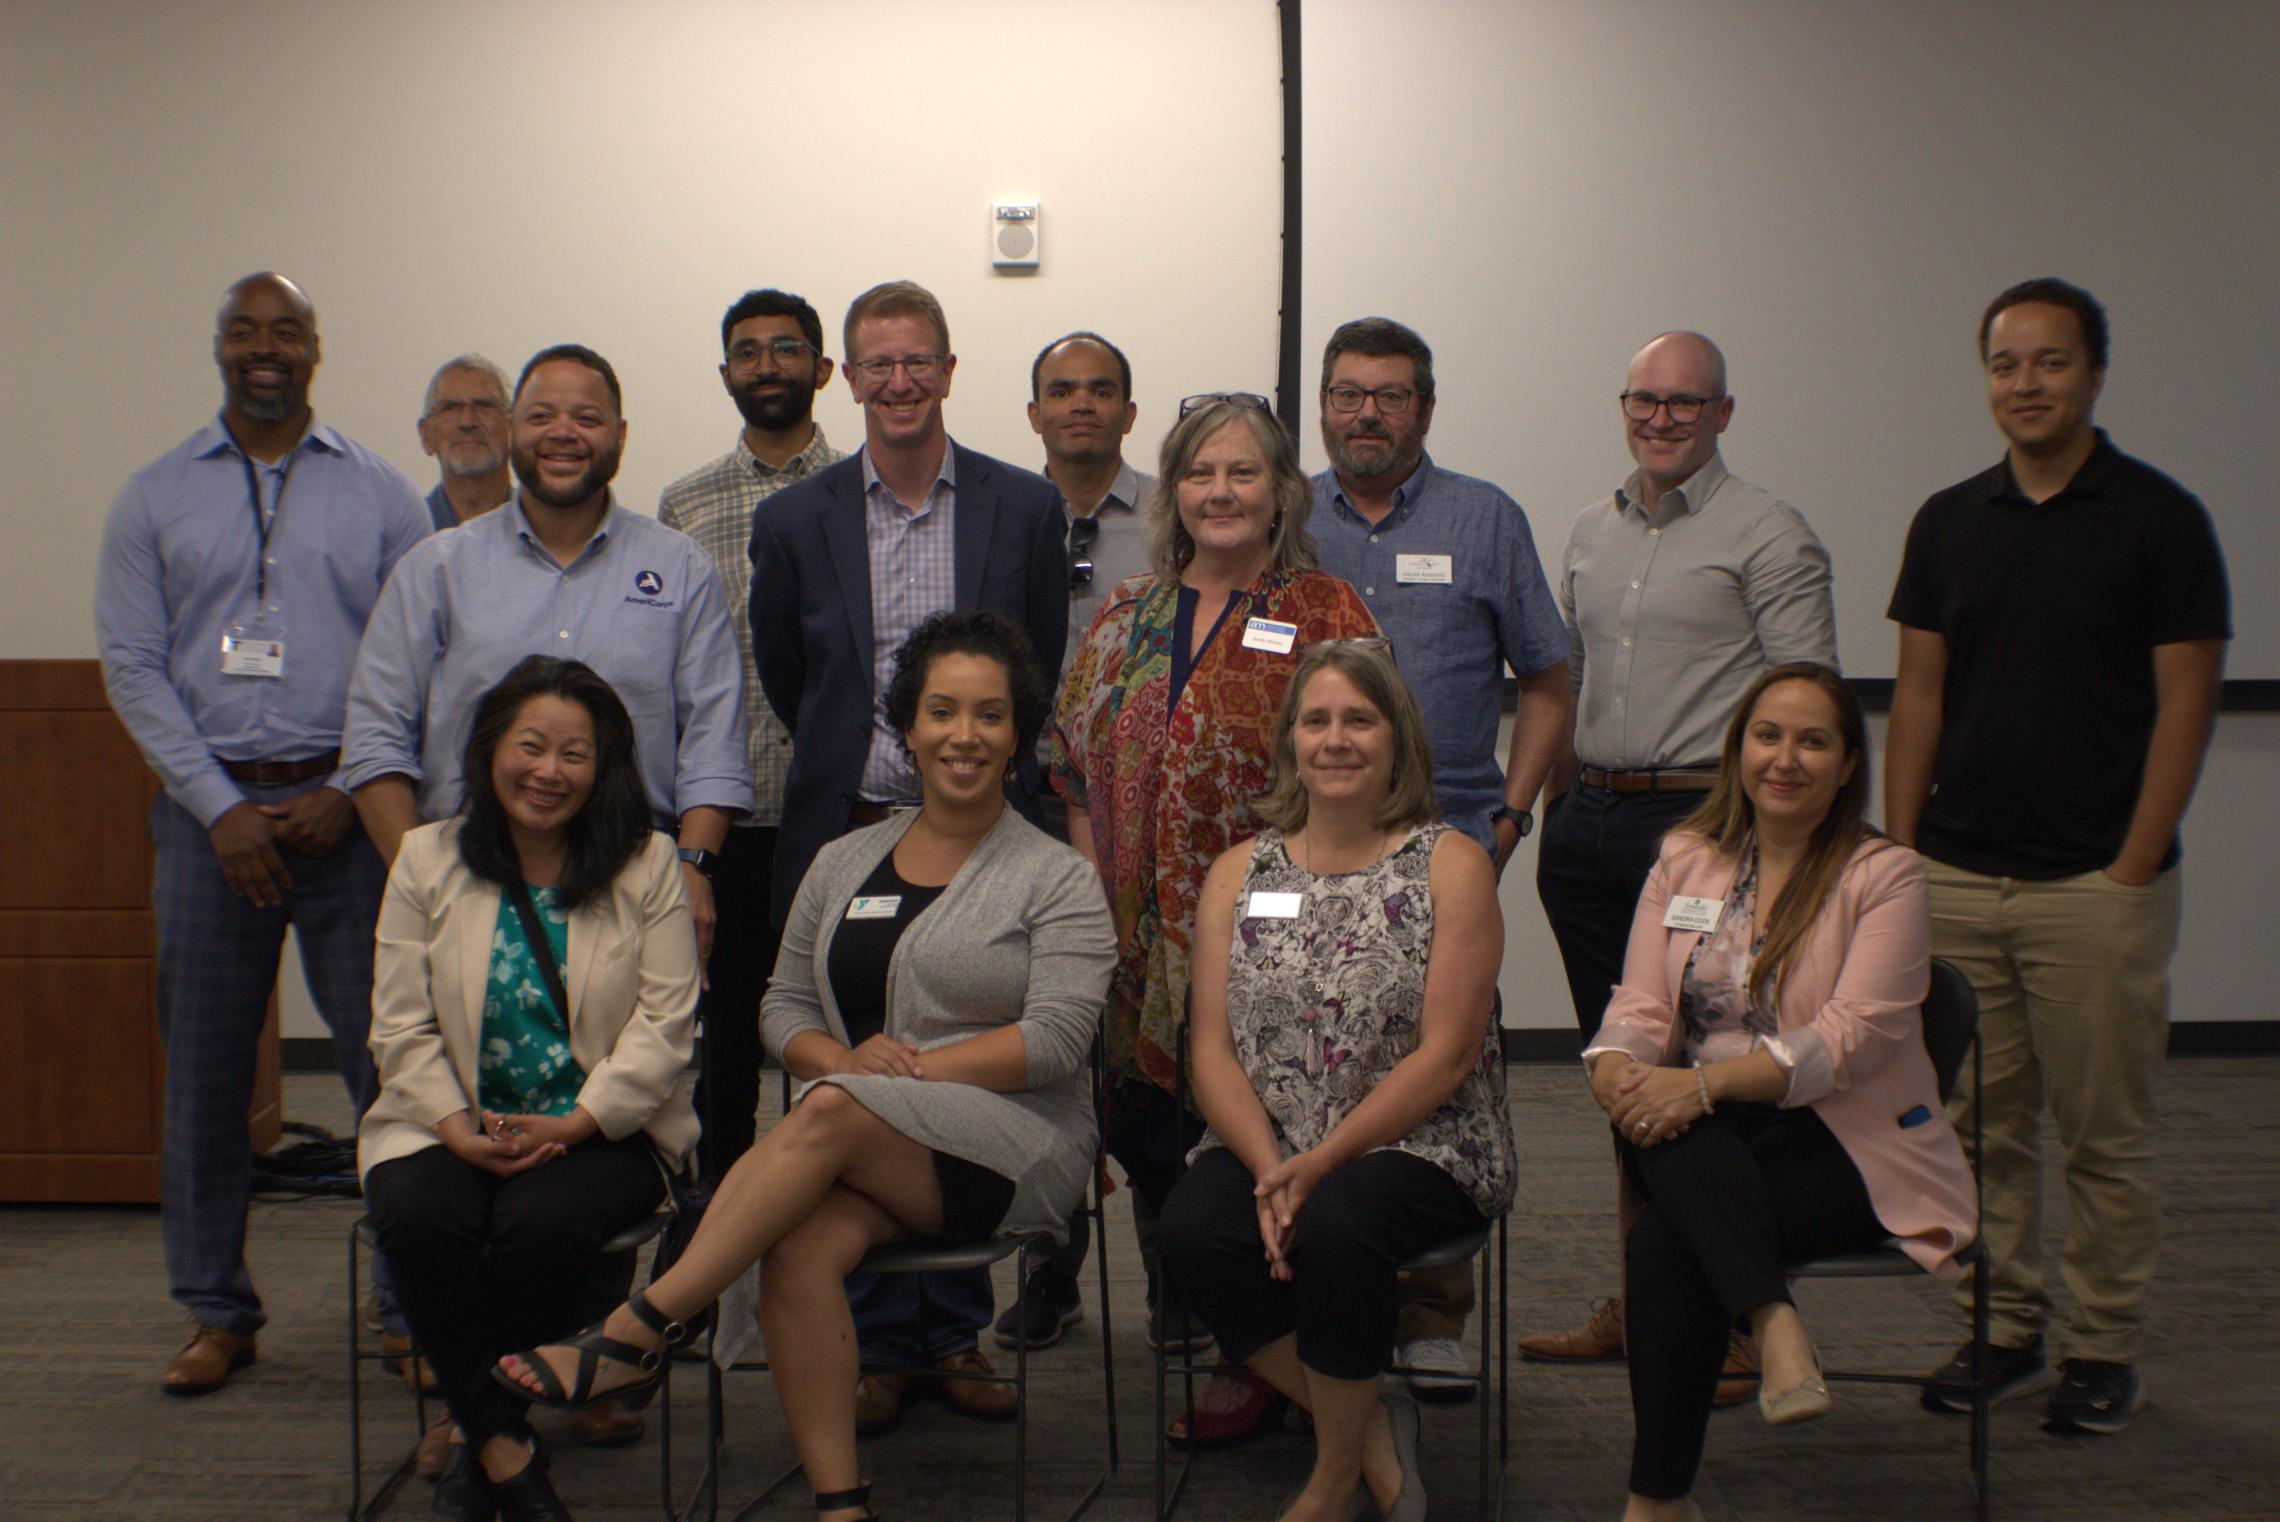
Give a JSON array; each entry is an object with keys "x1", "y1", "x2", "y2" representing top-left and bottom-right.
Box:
[
  {"x1": 443, "y1": 443, "x2": 507, "y2": 477},
  {"x1": 733, "y1": 377, "x2": 815, "y2": 433},
  {"x1": 230, "y1": 372, "x2": 302, "y2": 422},
  {"x1": 512, "y1": 441, "x2": 622, "y2": 508},
  {"x1": 1324, "y1": 422, "x2": 1419, "y2": 483}
]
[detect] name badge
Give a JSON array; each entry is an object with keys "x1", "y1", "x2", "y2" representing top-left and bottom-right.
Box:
[
  {"x1": 219, "y1": 633, "x2": 285, "y2": 679},
  {"x1": 1246, "y1": 891, "x2": 1303, "y2": 919},
  {"x1": 1662, "y1": 895, "x2": 1723, "y2": 933},
  {"x1": 1240, "y1": 617, "x2": 1298, "y2": 654},
  {"x1": 845, "y1": 895, "x2": 902, "y2": 921},
  {"x1": 1395, "y1": 553, "x2": 1453, "y2": 585}
]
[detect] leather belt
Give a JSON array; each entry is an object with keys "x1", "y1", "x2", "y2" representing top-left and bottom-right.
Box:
[
  {"x1": 1578, "y1": 764, "x2": 1718, "y2": 794},
  {"x1": 219, "y1": 749, "x2": 340, "y2": 787}
]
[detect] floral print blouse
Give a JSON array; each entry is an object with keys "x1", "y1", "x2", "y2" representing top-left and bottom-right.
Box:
[
  {"x1": 1677, "y1": 848, "x2": 1780, "y2": 1064},
  {"x1": 477, "y1": 886, "x2": 586, "y2": 1117}
]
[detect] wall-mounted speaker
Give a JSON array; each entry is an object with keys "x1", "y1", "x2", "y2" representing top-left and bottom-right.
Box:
[{"x1": 992, "y1": 202, "x2": 1040, "y2": 270}]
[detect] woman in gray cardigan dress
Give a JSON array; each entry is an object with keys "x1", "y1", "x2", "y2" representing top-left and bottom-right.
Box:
[{"x1": 498, "y1": 612, "x2": 1112, "y2": 1522}]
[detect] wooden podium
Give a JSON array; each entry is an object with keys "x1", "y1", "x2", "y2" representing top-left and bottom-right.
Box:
[{"x1": 0, "y1": 660, "x2": 281, "y2": 1203}]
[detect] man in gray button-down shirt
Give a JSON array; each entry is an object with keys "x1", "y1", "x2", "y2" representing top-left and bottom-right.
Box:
[{"x1": 1520, "y1": 330, "x2": 1836, "y2": 1370}]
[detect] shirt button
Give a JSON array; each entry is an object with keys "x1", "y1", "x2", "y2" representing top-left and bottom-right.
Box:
[
  {"x1": 1364, "y1": 586, "x2": 1376, "y2": 596},
  {"x1": 1368, "y1": 534, "x2": 1379, "y2": 544},
  {"x1": 1649, "y1": 527, "x2": 1661, "y2": 536},
  {"x1": 558, "y1": 630, "x2": 570, "y2": 639},
  {"x1": 1630, "y1": 580, "x2": 1641, "y2": 589},
  {"x1": 1621, "y1": 637, "x2": 1632, "y2": 648}
]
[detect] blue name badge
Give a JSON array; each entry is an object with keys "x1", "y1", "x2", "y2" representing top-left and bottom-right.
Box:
[{"x1": 1899, "y1": 1104, "x2": 1933, "y2": 1129}]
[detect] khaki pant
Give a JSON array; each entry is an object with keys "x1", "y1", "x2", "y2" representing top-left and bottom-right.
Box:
[
  {"x1": 1395, "y1": 1260, "x2": 1476, "y2": 1343},
  {"x1": 1927, "y1": 859, "x2": 2181, "y2": 1364}
]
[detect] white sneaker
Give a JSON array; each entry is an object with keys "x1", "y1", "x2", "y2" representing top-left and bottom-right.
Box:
[{"x1": 1398, "y1": 1336, "x2": 1475, "y2": 1403}]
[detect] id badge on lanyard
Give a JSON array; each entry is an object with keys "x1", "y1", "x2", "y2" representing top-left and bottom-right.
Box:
[{"x1": 222, "y1": 447, "x2": 294, "y2": 680}]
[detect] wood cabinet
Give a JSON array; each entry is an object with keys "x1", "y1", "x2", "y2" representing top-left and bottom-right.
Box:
[{"x1": 0, "y1": 660, "x2": 280, "y2": 1202}]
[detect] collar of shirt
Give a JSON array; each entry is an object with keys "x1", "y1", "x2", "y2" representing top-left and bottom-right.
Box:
[
  {"x1": 735, "y1": 423, "x2": 837, "y2": 483},
  {"x1": 1055, "y1": 457, "x2": 1145, "y2": 522},
  {"x1": 860, "y1": 437, "x2": 956, "y2": 515},
  {"x1": 1985, "y1": 427, "x2": 2119, "y2": 508},
  {"x1": 501, "y1": 490, "x2": 619, "y2": 569},
  {"x1": 1616, "y1": 450, "x2": 1731, "y2": 522},
  {"x1": 189, "y1": 413, "x2": 348, "y2": 465},
  {"x1": 1326, "y1": 453, "x2": 1434, "y2": 527}
]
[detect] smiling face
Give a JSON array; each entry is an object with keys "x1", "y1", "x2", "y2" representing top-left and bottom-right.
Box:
[
  {"x1": 491, "y1": 694, "x2": 597, "y2": 845},
  {"x1": 1739, "y1": 677, "x2": 1855, "y2": 836},
  {"x1": 1320, "y1": 350, "x2": 1433, "y2": 486},
  {"x1": 845, "y1": 311, "x2": 955, "y2": 454},
  {"x1": 721, "y1": 312, "x2": 831, "y2": 433},
  {"x1": 214, "y1": 276, "x2": 319, "y2": 425},
  {"x1": 1292, "y1": 665, "x2": 1394, "y2": 809},
  {"x1": 1984, "y1": 300, "x2": 2103, "y2": 460},
  {"x1": 904, "y1": 651, "x2": 1017, "y2": 812},
  {"x1": 1029, "y1": 338, "x2": 1135, "y2": 470},
  {"x1": 1623, "y1": 332, "x2": 1732, "y2": 499},
  {"x1": 511, "y1": 359, "x2": 626, "y2": 511},
  {"x1": 418, "y1": 365, "x2": 510, "y2": 478},
  {"x1": 1175, "y1": 418, "x2": 1276, "y2": 572}
]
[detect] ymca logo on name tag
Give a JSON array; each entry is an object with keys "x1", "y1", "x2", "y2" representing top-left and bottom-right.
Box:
[
  {"x1": 1662, "y1": 895, "x2": 1723, "y2": 933},
  {"x1": 1394, "y1": 553, "x2": 1453, "y2": 585},
  {"x1": 845, "y1": 895, "x2": 902, "y2": 921},
  {"x1": 1246, "y1": 891, "x2": 1303, "y2": 919},
  {"x1": 1241, "y1": 617, "x2": 1298, "y2": 654}
]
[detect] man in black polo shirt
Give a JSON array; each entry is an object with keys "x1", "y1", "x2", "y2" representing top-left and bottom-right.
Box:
[{"x1": 1886, "y1": 277, "x2": 2229, "y2": 1436}]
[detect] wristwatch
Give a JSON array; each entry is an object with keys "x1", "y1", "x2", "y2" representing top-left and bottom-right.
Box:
[
  {"x1": 676, "y1": 847, "x2": 719, "y2": 879},
  {"x1": 1493, "y1": 805, "x2": 1534, "y2": 839}
]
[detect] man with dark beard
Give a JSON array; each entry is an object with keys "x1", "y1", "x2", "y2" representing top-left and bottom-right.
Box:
[
  {"x1": 1307, "y1": 315, "x2": 1570, "y2": 1403},
  {"x1": 658, "y1": 290, "x2": 843, "y2": 1189},
  {"x1": 97, "y1": 271, "x2": 429, "y2": 1393}
]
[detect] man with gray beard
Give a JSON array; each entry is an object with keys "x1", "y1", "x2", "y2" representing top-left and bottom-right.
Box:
[{"x1": 415, "y1": 353, "x2": 514, "y2": 529}]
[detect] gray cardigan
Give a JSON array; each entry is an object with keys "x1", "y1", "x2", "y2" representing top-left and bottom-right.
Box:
[{"x1": 759, "y1": 806, "x2": 1113, "y2": 1240}]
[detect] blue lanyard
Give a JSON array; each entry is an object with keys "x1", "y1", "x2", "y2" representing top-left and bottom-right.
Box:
[{"x1": 237, "y1": 444, "x2": 300, "y2": 605}]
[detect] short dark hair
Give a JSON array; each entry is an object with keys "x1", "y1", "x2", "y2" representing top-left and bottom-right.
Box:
[
  {"x1": 456, "y1": 656, "x2": 652, "y2": 909},
  {"x1": 1030, "y1": 330, "x2": 1133, "y2": 401},
  {"x1": 516, "y1": 343, "x2": 623, "y2": 413},
  {"x1": 1320, "y1": 317, "x2": 1435, "y2": 399},
  {"x1": 1979, "y1": 278, "x2": 2109, "y2": 371},
  {"x1": 720, "y1": 288, "x2": 825, "y2": 356},
  {"x1": 885, "y1": 610, "x2": 1052, "y2": 766}
]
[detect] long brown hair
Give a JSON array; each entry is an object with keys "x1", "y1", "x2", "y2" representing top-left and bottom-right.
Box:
[
  {"x1": 1675, "y1": 662, "x2": 1882, "y2": 1007},
  {"x1": 1255, "y1": 640, "x2": 1439, "y2": 834}
]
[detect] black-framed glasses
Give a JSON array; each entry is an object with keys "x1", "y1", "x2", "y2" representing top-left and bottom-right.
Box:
[
  {"x1": 727, "y1": 337, "x2": 817, "y2": 371},
  {"x1": 1619, "y1": 390, "x2": 1724, "y2": 424},
  {"x1": 851, "y1": 353, "x2": 944, "y2": 381},
  {"x1": 1066, "y1": 515, "x2": 1100, "y2": 589},
  {"x1": 1179, "y1": 391, "x2": 1271, "y2": 418},
  {"x1": 1322, "y1": 384, "x2": 1418, "y2": 416}
]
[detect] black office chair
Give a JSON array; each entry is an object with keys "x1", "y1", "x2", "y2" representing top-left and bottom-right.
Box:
[{"x1": 1791, "y1": 955, "x2": 1990, "y2": 1522}]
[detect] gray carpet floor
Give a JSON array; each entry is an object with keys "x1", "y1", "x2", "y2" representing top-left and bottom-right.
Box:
[{"x1": 5, "y1": 1059, "x2": 2274, "y2": 1521}]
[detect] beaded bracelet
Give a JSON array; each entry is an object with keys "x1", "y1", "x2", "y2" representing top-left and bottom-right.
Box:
[{"x1": 1692, "y1": 1059, "x2": 1715, "y2": 1115}]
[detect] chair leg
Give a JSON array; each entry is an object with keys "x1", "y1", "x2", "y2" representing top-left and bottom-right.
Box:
[
  {"x1": 346, "y1": 1223, "x2": 361, "y2": 1522},
  {"x1": 1972, "y1": 1245, "x2": 1991, "y2": 1522}
]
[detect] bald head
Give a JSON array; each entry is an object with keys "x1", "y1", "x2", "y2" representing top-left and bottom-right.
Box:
[
  {"x1": 215, "y1": 271, "x2": 320, "y2": 426},
  {"x1": 1631, "y1": 330, "x2": 1726, "y2": 395},
  {"x1": 1622, "y1": 330, "x2": 1733, "y2": 500}
]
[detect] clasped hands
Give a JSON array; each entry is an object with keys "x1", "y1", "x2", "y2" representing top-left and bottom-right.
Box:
[
  {"x1": 440, "y1": 1107, "x2": 595, "y2": 1176},
  {"x1": 1251, "y1": 1148, "x2": 1330, "y2": 1282},
  {"x1": 1593, "y1": 1055, "x2": 1707, "y2": 1149}
]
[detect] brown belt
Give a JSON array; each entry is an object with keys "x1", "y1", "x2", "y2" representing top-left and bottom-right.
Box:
[
  {"x1": 219, "y1": 749, "x2": 341, "y2": 787},
  {"x1": 1578, "y1": 764, "x2": 1718, "y2": 794},
  {"x1": 847, "y1": 800, "x2": 909, "y2": 826}
]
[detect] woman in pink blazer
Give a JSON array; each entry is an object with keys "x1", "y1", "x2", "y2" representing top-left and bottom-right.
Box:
[{"x1": 1581, "y1": 663, "x2": 1974, "y2": 1522}]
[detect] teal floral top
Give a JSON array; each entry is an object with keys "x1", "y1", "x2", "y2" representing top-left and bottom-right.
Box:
[{"x1": 478, "y1": 886, "x2": 586, "y2": 1117}]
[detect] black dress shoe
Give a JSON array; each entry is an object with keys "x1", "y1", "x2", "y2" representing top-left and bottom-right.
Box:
[
  {"x1": 489, "y1": 1441, "x2": 574, "y2": 1522},
  {"x1": 432, "y1": 1444, "x2": 495, "y2": 1522}
]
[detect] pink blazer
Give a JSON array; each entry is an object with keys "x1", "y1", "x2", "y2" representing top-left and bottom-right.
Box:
[{"x1": 1593, "y1": 832, "x2": 1975, "y2": 1276}]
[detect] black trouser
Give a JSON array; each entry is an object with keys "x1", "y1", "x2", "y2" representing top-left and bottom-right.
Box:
[
  {"x1": 1033, "y1": 1081, "x2": 1203, "y2": 1288},
  {"x1": 693, "y1": 825, "x2": 780, "y2": 1181},
  {"x1": 1535, "y1": 785, "x2": 1701, "y2": 1037},
  {"x1": 364, "y1": 1135, "x2": 665, "y2": 1446},
  {"x1": 1618, "y1": 1103, "x2": 1885, "y2": 1500},
  {"x1": 1160, "y1": 1146, "x2": 1486, "y2": 1381}
]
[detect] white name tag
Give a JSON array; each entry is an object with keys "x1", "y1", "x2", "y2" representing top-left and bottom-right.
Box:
[
  {"x1": 219, "y1": 633, "x2": 285, "y2": 679},
  {"x1": 1246, "y1": 891, "x2": 1303, "y2": 919},
  {"x1": 1395, "y1": 553, "x2": 1453, "y2": 585},
  {"x1": 845, "y1": 895, "x2": 902, "y2": 921},
  {"x1": 1663, "y1": 895, "x2": 1724, "y2": 933},
  {"x1": 1240, "y1": 617, "x2": 1298, "y2": 654}
]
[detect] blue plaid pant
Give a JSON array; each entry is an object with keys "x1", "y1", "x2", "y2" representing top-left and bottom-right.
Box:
[{"x1": 151, "y1": 787, "x2": 388, "y2": 1334}]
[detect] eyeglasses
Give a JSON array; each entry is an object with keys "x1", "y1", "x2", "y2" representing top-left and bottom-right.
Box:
[
  {"x1": 1067, "y1": 515, "x2": 1099, "y2": 589},
  {"x1": 727, "y1": 337, "x2": 817, "y2": 371},
  {"x1": 1179, "y1": 391, "x2": 1271, "y2": 418},
  {"x1": 1322, "y1": 384, "x2": 1418, "y2": 416},
  {"x1": 1619, "y1": 390, "x2": 1725, "y2": 424},
  {"x1": 427, "y1": 398, "x2": 506, "y2": 421},
  {"x1": 851, "y1": 353, "x2": 944, "y2": 382},
  {"x1": 1306, "y1": 635, "x2": 1395, "y2": 661}
]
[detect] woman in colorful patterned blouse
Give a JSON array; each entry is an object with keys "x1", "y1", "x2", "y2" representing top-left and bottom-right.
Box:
[
  {"x1": 1047, "y1": 395, "x2": 1377, "y2": 1429},
  {"x1": 1159, "y1": 639, "x2": 1513, "y2": 1522},
  {"x1": 358, "y1": 657, "x2": 699, "y2": 1522}
]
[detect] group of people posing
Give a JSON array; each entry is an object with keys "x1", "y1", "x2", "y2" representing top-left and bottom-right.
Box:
[{"x1": 96, "y1": 269, "x2": 2229, "y2": 1522}]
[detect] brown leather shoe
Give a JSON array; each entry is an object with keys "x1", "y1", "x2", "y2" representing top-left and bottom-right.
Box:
[
  {"x1": 571, "y1": 1395, "x2": 646, "y2": 1447},
  {"x1": 1713, "y1": 1330, "x2": 1761, "y2": 1407},
  {"x1": 929, "y1": 1348, "x2": 1017, "y2": 1421},
  {"x1": 161, "y1": 1323, "x2": 256, "y2": 1395},
  {"x1": 1515, "y1": 1295, "x2": 1626, "y2": 1362},
  {"x1": 855, "y1": 1371, "x2": 918, "y2": 1436},
  {"x1": 414, "y1": 1414, "x2": 456, "y2": 1481},
  {"x1": 379, "y1": 1331, "x2": 440, "y2": 1394}
]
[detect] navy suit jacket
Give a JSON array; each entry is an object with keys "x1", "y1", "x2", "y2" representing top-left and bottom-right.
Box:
[{"x1": 749, "y1": 441, "x2": 1069, "y2": 915}]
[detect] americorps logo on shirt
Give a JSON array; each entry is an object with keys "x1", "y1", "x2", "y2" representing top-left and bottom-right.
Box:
[{"x1": 625, "y1": 568, "x2": 675, "y2": 609}]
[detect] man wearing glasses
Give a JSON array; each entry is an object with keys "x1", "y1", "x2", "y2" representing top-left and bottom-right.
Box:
[
  {"x1": 415, "y1": 354, "x2": 514, "y2": 529},
  {"x1": 1307, "y1": 316, "x2": 1571, "y2": 1400},
  {"x1": 1520, "y1": 331, "x2": 1836, "y2": 1390},
  {"x1": 659, "y1": 289, "x2": 843, "y2": 1195},
  {"x1": 749, "y1": 278, "x2": 1066, "y2": 1430}
]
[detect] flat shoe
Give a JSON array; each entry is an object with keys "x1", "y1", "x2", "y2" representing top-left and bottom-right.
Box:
[
  {"x1": 1760, "y1": 1373, "x2": 1832, "y2": 1426},
  {"x1": 432, "y1": 1442, "x2": 495, "y2": 1522},
  {"x1": 488, "y1": 1440, "x2": 572, "y2": 1522},
  {"x1": 1378, "y1": 1388, "x2": 1426, "y2": 1522}
]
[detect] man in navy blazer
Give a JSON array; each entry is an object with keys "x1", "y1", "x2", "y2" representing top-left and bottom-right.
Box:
[{"x1": 751, "y1": 280, "x2": 1067, "y2": 924}]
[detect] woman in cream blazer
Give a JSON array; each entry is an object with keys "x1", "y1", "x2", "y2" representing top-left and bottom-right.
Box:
[
  {"x1": 1580, "y1": 663, "x2": 1974, "y2": 1522},
  {"x1": 358, "y1": 657, "x2": 697, "y2": 1522}
]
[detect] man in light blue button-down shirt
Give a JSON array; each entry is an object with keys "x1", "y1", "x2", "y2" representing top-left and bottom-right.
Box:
[{"x1": 95, "y1": 272, "x2": 430, "y2": 1391}]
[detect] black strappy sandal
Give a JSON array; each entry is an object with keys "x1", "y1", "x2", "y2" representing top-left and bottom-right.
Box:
[
  {"x1": 491, "y1": 1288, "x2": 689, "y2": 1410},
  {"x1": 815, "y1": 1482, "x2": 878, "y2": 1519}
]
